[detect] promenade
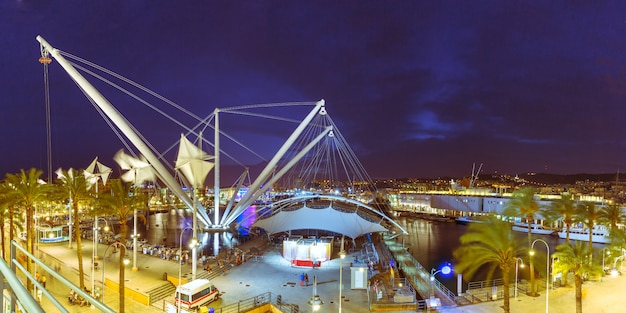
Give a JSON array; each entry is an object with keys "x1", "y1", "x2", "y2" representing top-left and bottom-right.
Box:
[
  {"x1": 35, "y1": 237, "x2": 377, "y2": 312},
  {"x1": 33, "y1": 236, "x2": 626, "y2": 313}
]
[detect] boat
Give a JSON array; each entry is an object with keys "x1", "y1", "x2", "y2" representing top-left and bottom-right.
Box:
[
  {"x1": 455, "y1": 215, "x2": 489, "y2": 225},
  {"x1": 511, "y1": 223, "x2": 557, "y2": 235},
  {"x1": 558, "y1": 225, "x2": 611, "y2": 244}
]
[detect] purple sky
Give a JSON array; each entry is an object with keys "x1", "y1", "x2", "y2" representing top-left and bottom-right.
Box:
[{"x1": 2, "y1": 1, "x2": 626, "y2": 180}]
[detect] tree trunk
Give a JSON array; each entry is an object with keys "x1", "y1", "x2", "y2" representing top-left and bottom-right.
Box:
[
  {"x1": 589, "y1": 223, "x2": 593, "y2": 264},
  {"x1": 528, "y1": 222, "x2": 537, "y2": 296},
  {"x1": 119, "y1": 223, "x2": 127, "y2": 313},
  {"x1": 74, "y1": 203, "x2": 85, "y2": 290},
  {"x1": 1, "y1": 217, "x2": 5, "y2": 260},
  {"x1": 563, "y1": 223, "x2": 570, "y2": 287},
  {"x1": 575, "y1": 274, "x2": 583, "y2": 313},
  {"x1": 26, "y1": 205, "x2": 33, "y2": 292},
  {"x1": 502, "y1": 267, "x2": 511, "y2": 313}
]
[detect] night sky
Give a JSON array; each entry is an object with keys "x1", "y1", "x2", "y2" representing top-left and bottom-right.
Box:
[{"x1": 2, "y1": 1, "x2": 626, "y2": 181}]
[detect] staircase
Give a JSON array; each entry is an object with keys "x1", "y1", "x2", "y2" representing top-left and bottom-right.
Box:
[{"x1": 147, "y1": 281, "x2": 176, "y2": 305}]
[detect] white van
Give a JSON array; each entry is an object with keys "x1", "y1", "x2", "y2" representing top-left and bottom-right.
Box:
[{"x1": 175, "y1": 279, "x2": 219, "y2": 309}]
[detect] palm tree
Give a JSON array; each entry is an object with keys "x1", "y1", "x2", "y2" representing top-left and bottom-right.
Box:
[
  {"x1": 553, "y1": 242, "x2": 603, "y2": 313},
  {"x1": 541, "y1": 193, "x2": 576, "y2": 286},
  {"x1": 97, "y1": 179, "x2": 146, "y2": 313},
  {"x1": 453, "y1": 216, "x2": 525, "y2": 313},
  {"x1": 503, "y1": 187, "x2": 540, "y2": 295},
  {"x1": 0, "y1": 199, "x2": 24, "y2": 261},
  {"x1": 2, "y1": 169, "x2": 50, "y2": 291},
  {"x1": 55, "y1": 168, "x2": 94, "y2": 290},
  {"x1": 599, "y1": 204, "x2": 626, "y2": 247},
  {"x1": 575, "y1": 201, "x2": 601, "y2": 264},
  {"x1": 0, "y1": 202, "x2": 6, "y2": 260}
]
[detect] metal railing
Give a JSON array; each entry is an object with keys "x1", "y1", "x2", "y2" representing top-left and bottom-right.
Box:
[
  {"x1": 3, "y1": 239, "x2": 116, "y2": 313},
  {"x1": 467, "y1": 278, "x2": 503, "y2": 290},
  {"x1": 164, "y1": 292, "x2": 299, "y2": 313},
  {"x1": 11, "y1": 240, "x2": 116, "y2": 313}
]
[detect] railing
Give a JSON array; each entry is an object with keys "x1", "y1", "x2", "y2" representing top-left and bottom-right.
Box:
[
  {"x1": 8, "y1": 239, "x2": 116, "y2": 313},
  {"x1": 467, "y1": 278, "x2": 504, "y2": 290},
  {"x1": 431, "y1": 275, "x2": 457, "y2": 302},
  {"x1": 0, "y1": 255, "x2": 43, "y2": 312},
  {"x1": 401, "y1": 249, "x2": 457, "y2": 303},
  {"x1": 171, "y1": 292, "x2": 298, "y2": 313}
]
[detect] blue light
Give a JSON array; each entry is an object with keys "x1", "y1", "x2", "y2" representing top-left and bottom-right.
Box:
[{"x1": 441, "y1": 265, "x2": 452, "y2": 275}]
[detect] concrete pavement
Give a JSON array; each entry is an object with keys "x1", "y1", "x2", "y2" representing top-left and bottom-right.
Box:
[
  {"x1": 34, "y1": 236, "x2": 626, "y2": 313},
  {"x1": 36, "y1": 237, "x2": 378, "y2": 312}
]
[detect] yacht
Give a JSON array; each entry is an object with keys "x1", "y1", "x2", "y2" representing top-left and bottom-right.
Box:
[
  {"x1": 558, "y1": 225, "x2": 611, "y2": 244},
  {"x1": 455, "y1": 215, "x2": 489, "y2": 225},
  {"x1": 511, "y1": 222, "x2": 557, "y2": 235}
]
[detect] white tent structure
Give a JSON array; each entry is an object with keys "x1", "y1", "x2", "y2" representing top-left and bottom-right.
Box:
[
  {"x1": 253, "y1": 195, "x2": 405, "y2": 239},
  {"x1": 36, "y1": 35, "x2": 408, "y2": 242}
]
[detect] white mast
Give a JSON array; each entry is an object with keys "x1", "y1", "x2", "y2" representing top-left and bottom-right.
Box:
[
  {"x1": 214, "y1": 109, "x2": 220, "y2": 226},
  {"x1": 36, "y1": 35, "x2": 211, "y2": 227},
  {"x1": 222, "y1": 100, "x2": 325, "y2": 225}
]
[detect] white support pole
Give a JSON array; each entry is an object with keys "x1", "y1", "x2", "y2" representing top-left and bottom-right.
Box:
[
  {"x1": 223, "y1": 100, "x2": 325, "y2": 225},
  {"x1": 68, "y1": 197, "x2": 73, "y2": 249},
  {"x1": 192, "y1": 190, "x2": 198, "y2": 280},
  {"x1": 132, "y1": 208, "x2": 138, "y2": 271},
  {"x1": 214, "y1": 109, "x2": 220, "y2": 226},
  {"x1": 36, "y1": 36, "x2": 212, "y2": 227}
]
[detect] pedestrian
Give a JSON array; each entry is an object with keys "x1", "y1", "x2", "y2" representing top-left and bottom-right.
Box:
[
  {"x1": 41, "y1": 275, "x2": 47, "y2": 288},
  {"x1": 37, "y1": 288, "x2": 42, "y2": 303},
  {"x1": 304, "y1": 273, "x2": 309, "y2": 286}
]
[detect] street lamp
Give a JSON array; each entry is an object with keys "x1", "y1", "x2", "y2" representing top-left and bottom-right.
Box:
[
  {"x1": 611, "y1": 255, "x2": 625, "y2": 277},
  {"x1": 308, "y1": 275, "x2": 323, "y2": 311},
  {"x1": 429, "y1": 264, "x2": 452, "y2": 309},
  {"x1": 101, "y1": 243, "x2": 129, "y2": 302},
  {"x1": 177, "y1": 227, "x2": 197, "y2": 313},
  {"x1": 92, "y1": 218, "x2": 109, "y2": 296},
  {"x1": 531, "y1": 239, "x2": 550, "y2": 313},
  {"x1": 338, "y1": 237, "x2": 346, "y2": 313},
  {"x1": 515, "y1": 257, "x2": 525, "y2": 298},
  {"x1": 93, "y1": 218, "x2": 110, "y2": 260},
  {"x1": 132, "y1": 208, "x2": 139, "y2": 272},
  {"x1": 602, "y1": 247, "x2": 611, "y2": 271}
]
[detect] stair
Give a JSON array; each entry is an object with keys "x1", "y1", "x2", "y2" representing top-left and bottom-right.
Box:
[{"x1": 147, "y1": 281, "x2": 176, "y2": 305}]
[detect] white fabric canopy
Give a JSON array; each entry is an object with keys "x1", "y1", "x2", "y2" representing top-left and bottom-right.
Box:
[
  {"x1": 253, "y1": 206, "x2": 388, "y2": 239},
  {"x1": 175, "y1": 134, "x2": 214, "y2": 188}
]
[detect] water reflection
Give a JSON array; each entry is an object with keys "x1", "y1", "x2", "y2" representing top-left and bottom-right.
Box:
[
  {"x1": 397, "y1": 217, "x2": 566, "y2": 294},
  {"x1": 132, "y1": 209, "x2": 247, "y2": 257}
]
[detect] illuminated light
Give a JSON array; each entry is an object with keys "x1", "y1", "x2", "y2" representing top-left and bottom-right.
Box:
[{"x1": 441, "y1": 265, "x2": 452, "y2": 275}]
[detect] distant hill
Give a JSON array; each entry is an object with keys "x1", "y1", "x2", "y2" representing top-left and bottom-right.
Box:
[{"x1": 485, "y1": 173, "x2": 620, "y2": 185}]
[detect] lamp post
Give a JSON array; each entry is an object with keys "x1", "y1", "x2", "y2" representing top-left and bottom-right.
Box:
[
  {"x1": 93, "y1": 218, "x2": 110, "y2": 260},
  {"x1": 101, "y1": 243, "x2": 129, "y2": 302},
  {"x1": 132, "y1": 208, "x2": 139, "y2": 272},
  {"x1": 531, "y1": 239, "x2": 550, "y2": 313},
  {"x1": 515, "y1": 257, "x2": 525, "y2": 298},
  {"x1": 602, "y1": 247, "x2": 611, "y2": 271},
  {"x1": 177, "y1": 227, "x2": 197, "y2": 313},
  {"x1": 308, "y1": 275, "x2": 323, "y2": 311},
  {"x1": 92, "y1": 218, "x2": 109, "y2": 296},
  {"x1": 429, "y1": 264, "x2": 452, "y2": 310},
  {"x1": 339, "y1": 237, "x2": 346, "y2": 313},
  {"x1": 611, "y1": 255, "x2": 625, "y2": 277}
]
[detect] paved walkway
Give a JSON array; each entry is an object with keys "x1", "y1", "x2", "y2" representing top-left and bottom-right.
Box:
[
  {"x1": 35, "y1": 237, "x2": 376, "y2": 312},
  {"x1": 438, "y1": 272, "x2": 626, "y2": 313},
  {"x1": 33, "y1": 237, "x2": 626, "y2": 313}
]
